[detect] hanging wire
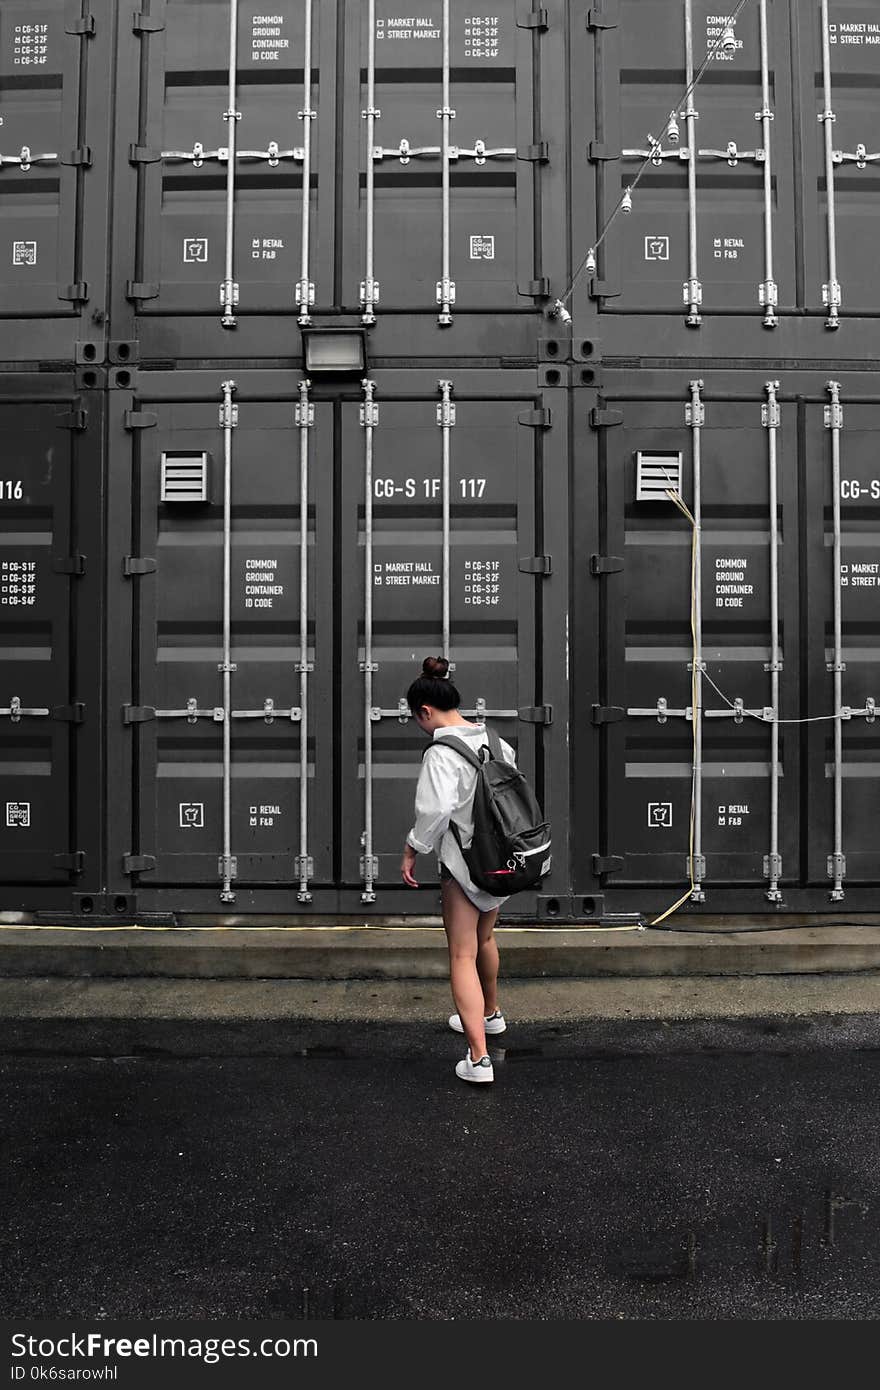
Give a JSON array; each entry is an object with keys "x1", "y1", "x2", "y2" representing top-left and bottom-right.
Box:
[
  {"x1": 551, "y1": 0, "x2": 753, "y2": 323},
  {"x1": 701, "y1": 668, "x2": 843, "y2": 725}
]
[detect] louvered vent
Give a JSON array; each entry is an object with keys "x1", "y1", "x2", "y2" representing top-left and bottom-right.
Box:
[
  {"x1": 161, "y1": 452, "x2": 209, "y2": 503},
  {"x1": 635, "y1": 451, "x2": 683, "y2": 502}
]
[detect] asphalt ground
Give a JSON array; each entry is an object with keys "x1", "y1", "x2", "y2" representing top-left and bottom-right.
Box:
[{"x1": 2, "y1": 1000, "x2": 880, "y2": 1320}]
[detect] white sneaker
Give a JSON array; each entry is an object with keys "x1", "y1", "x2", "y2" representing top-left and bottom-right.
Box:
[
  {"x1": 455, "y1": 1050, "x2": 495, "y2": 1084},
  {"x1": 448, "y1": 1009, "x2": 506, "y2": 1035}
]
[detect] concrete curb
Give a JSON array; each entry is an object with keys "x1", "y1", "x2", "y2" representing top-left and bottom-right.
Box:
[
  {"x1": 4, "y1": 972, "x2": 880, "y2": 1022},
  {"x1": 3, "y1": 924, "x2": 880, "y2": 979}
]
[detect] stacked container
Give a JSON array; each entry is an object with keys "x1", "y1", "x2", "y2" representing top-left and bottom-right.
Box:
[
  {"x1": 572, "y1": 0, "x2": 880, "y2": 916},
  {"x1": 1, "y1": 0, "x2": 878, "y2": 922}
]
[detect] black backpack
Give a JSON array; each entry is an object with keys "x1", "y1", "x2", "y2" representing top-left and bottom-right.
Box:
[{"x1": 425, "y1": 726, "x2": 552, "y2": 895}]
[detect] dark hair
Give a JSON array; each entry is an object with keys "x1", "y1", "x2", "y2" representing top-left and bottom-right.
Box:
[{"x1": 406, "y1": 655, "x2": 461, "y2": 715}]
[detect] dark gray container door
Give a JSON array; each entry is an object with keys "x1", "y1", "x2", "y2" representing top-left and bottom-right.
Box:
[
  {"x1": 797, "y1": 0, "x2": 880, "y2": 322},
  {"x1": 127, "y1": 393, "x2": 332, "y2": 894},
  {"x1": 341, "y1": 0, "x2": 539, "y2": 316},
  {"x1": 598, "y1": 392, "x2": 800, "y2": 893},
  {"x1": 0, "y1": 402, "x2": 75, "y2": 882},
  {"x1": 0, "y1": 1, "x2": 86, "y2": 316},
  {"x1": 338, "y1": 387, "x2": 544, "y2": 899},
  {"x1": 589, "y1": 0, "x2": 795, "y2": 318},
  {"x1": 126, "y1": 1, "x2": 327, "y2": 318},
  {"x1": 805, "y1": 399, "x2": 880, "y2": 889}
]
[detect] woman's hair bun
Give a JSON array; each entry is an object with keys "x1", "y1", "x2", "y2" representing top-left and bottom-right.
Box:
[{"x1": 407, "y1": 654, "x2": 459, "y2": 713}]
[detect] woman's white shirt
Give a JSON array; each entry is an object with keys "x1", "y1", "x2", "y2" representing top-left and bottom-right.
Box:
[{"x1": 406, "y1": 722, "x2": 518, "y2": 911}]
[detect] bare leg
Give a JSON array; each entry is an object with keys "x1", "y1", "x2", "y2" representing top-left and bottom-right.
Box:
[
  {"x1": 442, "y1": 876, "x2": 487, "y2": 1062},
  {"x1": 476, "y1": 907, "x2": 500, "y2": 1015}
]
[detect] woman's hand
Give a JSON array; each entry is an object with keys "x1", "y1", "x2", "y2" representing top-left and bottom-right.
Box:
[{"x1": 401, "y1": 844, "x2": 419, "y2": 887}]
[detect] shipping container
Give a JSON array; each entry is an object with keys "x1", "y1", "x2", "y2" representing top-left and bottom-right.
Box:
[
  {"x1": 578, "y1": 369, "x2": 880, "y2": 916},
  {"x1": 107, "y1": 0, "x2": 567, "y2": 360},
  {"x1": 0, "y1": 373, "x2": 103, "y2": 915},
  {"x1": 582, "y1": 0, "x2": 796, "y2": 323},
  {"x1": 570, "y1": 0, "x2": 880, "y2": 351},
  {"x1": 100, "y1": 369, "x2": 568, "y2": 917},
  {"x1": 0, "y1": 1, "x2": 113, "y2": 364}
]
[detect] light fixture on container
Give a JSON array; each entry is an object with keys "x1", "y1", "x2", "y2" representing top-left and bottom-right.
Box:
[{"x1": 299, "y1": 326, "x2": 367, "y2": 375}]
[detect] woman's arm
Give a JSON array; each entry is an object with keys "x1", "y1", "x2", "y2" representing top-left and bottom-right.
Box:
[
  {"x1": 405, "y1": 746, "x2": 458, "y2": 854},
  {"x1": 402, "y1": 747, "x2": 461, "y2": 887},
  {"x1": 400, "y1": 842, "x2": 419, "y2": 887}
]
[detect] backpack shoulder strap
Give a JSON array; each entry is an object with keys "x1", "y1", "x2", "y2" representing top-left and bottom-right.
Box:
[
  {"x1": 423, "y1": 736, "x2": 484, "y2": 771},
  {"x1": 484, "y1": 724, "x2": 505, "y2": 761}
]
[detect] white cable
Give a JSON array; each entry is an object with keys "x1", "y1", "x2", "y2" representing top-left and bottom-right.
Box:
[{"x1": 702, "y1": 668, "x2": 846, "y2": 726}]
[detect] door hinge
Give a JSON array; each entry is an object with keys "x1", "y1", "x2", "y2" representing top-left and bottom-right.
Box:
[
  {"x1": 520, "y1": 276, "x2": 550, "y2": 297},
  {"x1": 587, "y1": 2, "x2": 618, "y2": 29},
  {"x1": 518, "y1": 141, "x2": 549, "y2": 162},
  {"x1": 518, "y1": 7, "x2": 548, "y2": 30},
  {"x1": 123, "y1": 705, "x2": 156, "y2": 724},
  {"x1": 54, "y1": 851, "x2": 85, "y2": 873},
  {"x1": 518, "y1": 555, "x2": 552, "y2": 575},
  {"x1": 590, "y1": 554, "x2": 624, "y2": 575},
  {"x1": 124, "y1": 854, "x2": 157, "y2": 873},
  {"x1": 59, "y1": 282, "x2": 89, "y2": 302},
  {"x1": 126, "y1": 281, "x2": 160, "y2": 301},
  {"x1": 133, "y1": 12, "x2": 165, "y2": 33},
  {"x1": 63, "y1": 147, "x2": 93, "y2": 168},
  {"x1": 52, "y1": 555, "x2": 86, "y2": 576},
  {"x1": 519, "y1": 704, "x2": 553, "y2": 724},
  {"x1": 592, "y1": 704, "x2": 625, "y2": 725},
  {"x1": 123, "y1": 557, "x2": 157, "y2": 577},
  {"x1": 124, "y1": 410, "x2": 158, "y2": 430},
  {"x1": 590, "y1": 406, "x2": 623, "y2": 428},
  {"x1": 66, "y1": 15, "x2": 96, "y2": 35},
  {"x1": 517, "y1": 407, "x2": 552, "y2": 428},
  {"x1": 590, "y1": 280, "x2": 621, "y2": 298},
  {"x1": 55, "y1": 405, "x2": 88, "y2": 431},
  {"x1": 53, "y1": 703, "x2": 85, "y2": 724},
  {"x1": 129, "y1": 144, "x2": 162, "y2": 164},
  {"x1": 593, "y1": 854, "x2": 624, "y2": 874}
]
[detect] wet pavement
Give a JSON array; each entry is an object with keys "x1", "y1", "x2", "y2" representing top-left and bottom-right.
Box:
[{"x1": 2, "y1": 1015, "x2": 880, "y2": 1320}]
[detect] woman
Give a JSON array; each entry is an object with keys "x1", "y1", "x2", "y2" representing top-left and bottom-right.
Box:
[{"x1": 400, "y1": 655, "x2": 517, "y2": 1085}]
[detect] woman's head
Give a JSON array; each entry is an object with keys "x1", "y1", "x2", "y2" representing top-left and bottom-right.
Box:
[{"x1": 407, "y1": 655, "x2": 461, "y2": 731}]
